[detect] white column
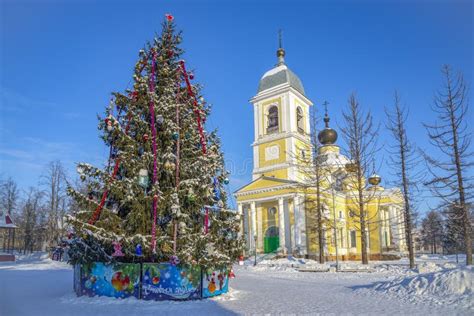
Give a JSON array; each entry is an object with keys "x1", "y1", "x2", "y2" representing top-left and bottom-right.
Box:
[
  {"x1": 251, "y1": 201, "x2": 257, "y2": 252},
  {"x1": 278, "y1": 197, "x2": 287, "y2": 254},
  {"x1": 237, "y1": 203, "x2": 244, "y2": 238},
  {"x1": 241, "y1": 204, "x2": 250, "y2": 253},
  {"x1": 296, "y1": 194, "x2": 307, "y2": 255},
  {"x1": 293, "y1": 195, "x2": 299, "y2": 252},
  {"x1": 284, "y1": 198, "x2": 292, "y2": 253},
  {"x1": 257, "y1": 204, "x2": 263, "y2": 251}
]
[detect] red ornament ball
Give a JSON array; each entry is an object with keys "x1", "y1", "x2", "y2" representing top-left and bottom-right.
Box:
[
  {"x1": 153, "y1": 194, "x2": 158, "y2": 201},
  {"x1": 165, "y1": 14, "x2": 174, "y2": 21},
  {"x1": 189, "y1": 72, "x2": 194, "y2": 80},
  {"x1": 143, "y1": 134, "x2": 149, "y2": 141}
]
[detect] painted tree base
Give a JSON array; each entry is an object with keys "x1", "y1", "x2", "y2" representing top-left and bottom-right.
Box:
[{"x1": 73, "y1": 262, "x2": 229, "y2": 300}]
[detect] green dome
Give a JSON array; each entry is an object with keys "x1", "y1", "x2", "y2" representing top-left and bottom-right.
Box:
[{"x1": 257, "y1": 64, "x2": 305, "y2": 95}]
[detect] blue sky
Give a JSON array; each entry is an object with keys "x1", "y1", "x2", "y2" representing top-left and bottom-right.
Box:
[{"x1": 1, "y1": 0, "x2": 472, "y2": 213}]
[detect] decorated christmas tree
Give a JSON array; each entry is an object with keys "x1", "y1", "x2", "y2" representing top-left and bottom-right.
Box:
[{"x1": 67, "y1": 14, "x2": 243, "y2": 269}]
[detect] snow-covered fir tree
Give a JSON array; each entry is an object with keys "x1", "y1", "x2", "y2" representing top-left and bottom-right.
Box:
[{"x1": 67, "y1": 15, "x2": 243, "y2": 268}]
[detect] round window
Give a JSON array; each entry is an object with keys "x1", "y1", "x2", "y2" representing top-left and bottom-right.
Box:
[{"x1": 268, "y1": 207, "x2": 277, "y2": 216}]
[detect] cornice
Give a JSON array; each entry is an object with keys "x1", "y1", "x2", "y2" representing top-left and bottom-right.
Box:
[{"x1": 250, "y1": 85, "x2": 313, "y2": 105}]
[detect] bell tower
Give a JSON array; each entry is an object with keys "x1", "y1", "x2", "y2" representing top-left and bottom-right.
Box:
[{"x1": 250, "y1": 36, "x2": 313, "y2": 181}]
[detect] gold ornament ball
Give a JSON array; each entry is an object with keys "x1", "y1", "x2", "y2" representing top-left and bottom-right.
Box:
[
  {"x1": 368, "y1": 174, "x2": 382, "y2": 186},
  {"x1": 164, "y1": 161, "x2": 175, "y2": 171}
]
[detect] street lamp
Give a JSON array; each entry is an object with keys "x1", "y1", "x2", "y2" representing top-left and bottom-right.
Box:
[{"x1": 254, "y1": 234, "x2": 258, "y2": 266}]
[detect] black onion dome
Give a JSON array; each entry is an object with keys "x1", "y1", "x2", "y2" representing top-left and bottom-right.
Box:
[{"x1": 318, "y1": 109, "x2": 338, "y2": 145}]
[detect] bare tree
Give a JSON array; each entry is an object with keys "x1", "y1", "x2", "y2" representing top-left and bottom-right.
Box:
[
  {"x1": 0, "y1": 177, "x2": 20, "y2": 215},
  {"x1": 422, "y1": 65, "x2": 473, "y2": 265},
  {"x1": 385, "y1": 92, "x2": 417, "y2": 268},
  {"x1": 295, "y1": 105, "x2": 330, "y2": 263},
  {"x1": 340, "y1": 93, "x2": 379, "y2": 264},
  {"x1": 18, "y1": 188, "x2": 43, "y2": 253},
  {"x1": 0, "y1": 177, "x2": 20, "y2": 250},
  {"x1": 40, "y1": 161, "x2": 68, "y2": 248}
]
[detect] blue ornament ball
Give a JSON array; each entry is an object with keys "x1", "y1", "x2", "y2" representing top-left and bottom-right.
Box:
[
  {"x1": 223, "y1": 178, "x2": 229, "y2": 185},
  {"x1": 172, "y1": 132, "x2": 179, "y2": 140},
  {"x1": 136, "y1": 244, "x2": 142, "y2": 256}
]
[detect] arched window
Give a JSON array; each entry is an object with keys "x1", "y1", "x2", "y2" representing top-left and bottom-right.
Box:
[
  {"x1": 267, "y1": 106, "x2": 279, "y2": 134},
  {"x1": 296, "y1": 107, "x2": 304, "y2": 133},
  {"x1": 268, "y1": 207, "x2": 277, "y2": 217}
]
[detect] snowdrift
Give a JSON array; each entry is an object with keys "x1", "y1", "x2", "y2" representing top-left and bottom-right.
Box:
[{"x1": 370, "y1": 266, "x2": 473, "y2": 309}]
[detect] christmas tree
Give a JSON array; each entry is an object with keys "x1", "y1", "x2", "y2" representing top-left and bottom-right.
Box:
[{"x1": 67, "y1": 14, "x2": 243, "y2": 269}]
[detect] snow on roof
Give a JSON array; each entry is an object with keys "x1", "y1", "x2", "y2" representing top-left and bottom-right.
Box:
[
  {"x1": 260, "y1": 64, "x2": 288, "y2": 79},
  {"x1": 0, "y1": 210, "x2": 17, "y2": 228},
  {"x1": 318, "y1": 151, "x2": 351, "y2": 167},
  {"x1": 257, "y1": 64, "x2": 305, "y2": 95}
]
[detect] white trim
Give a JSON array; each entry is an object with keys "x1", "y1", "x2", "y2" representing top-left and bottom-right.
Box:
[
  {"x1": 236, "y1": 193, "x2": 297, "y2": 204},
  {"x1": 251, "y1": 84, "x2": 313, "y2": 106},
  {"x1": 252, "y1": 131, "x2": 310, "y2": 147},
  {"x1": 254, "y1": 104, "x2": 259, "y2": 139},
  {"x1": 253, "y1": 162, "x2": 291, "y2": 174},
  {"x1": 234, "y1": 183, "x2": 297, "y2": 197}
]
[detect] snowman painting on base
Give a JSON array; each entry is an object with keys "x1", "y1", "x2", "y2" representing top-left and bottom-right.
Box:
[{"x1": 202, "y1": 267, "x2": 229, "y2": 298}]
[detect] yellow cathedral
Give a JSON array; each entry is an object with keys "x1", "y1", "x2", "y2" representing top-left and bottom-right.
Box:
[{"x1": 234, "y1": 45, "x2": 408, "y2": 261}]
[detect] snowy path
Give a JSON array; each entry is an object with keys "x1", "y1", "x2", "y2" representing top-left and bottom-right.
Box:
[
  {"x1": 0, "y1": 255, "x2": 471, "y2": 315},
  {"x1": 230, "y1": 267, "x2": 470, "y2": 315}
]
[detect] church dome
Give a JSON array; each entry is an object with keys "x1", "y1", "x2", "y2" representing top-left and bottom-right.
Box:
[
  {"x1": 257, "y1": 47, "x2": 305, "y2": 95},
  {"x1": 258, "y1": 64, "x2": 305, "y2": 94},
  {"x1": 318, "y1": 107, "x2": 338, "y2": 145},
  {"x1": 318, "y1": 128, "x2": 338, "y2": 145}
]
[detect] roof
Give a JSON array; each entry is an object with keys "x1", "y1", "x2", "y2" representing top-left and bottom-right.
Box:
[
  {"x1": 257, "y1": 64, "x2": 305, "y2": 95},
  {"x1": 234, "y1": 176, "x2": 298, "y2": 195},
  {"x1": 0, "y1": 211, "x2": 17, "y2": 228}
]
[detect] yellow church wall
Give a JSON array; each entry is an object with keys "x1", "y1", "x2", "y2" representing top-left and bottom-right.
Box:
[
  {"x1": 294, "y1": 139, "x2": 311, "y2": 180},
  {"x1": 303, "y1": 196, "x2": 318, "y2": 255},
  {"x1": 258, "y1": 138, "x2": 287, "y2": 168},
  {"x1": 343, "y1": 194, "x2": 402, "y2": 256},
  {"x1": 259, "y1": 201, "x2": 279, "y2": 234},
  {"x1": 263, "y1": 168, "x2": 288, "y2": 179},
  {"x1": 319, "y1": 145, "x2": 339, "y2": 155},
  {"x1": 301, "y1": 189, "x2": 403, "y2": 258}
]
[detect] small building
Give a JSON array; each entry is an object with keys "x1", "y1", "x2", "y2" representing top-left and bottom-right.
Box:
[
  {"x1": 0, "y1": 209, "x2": 17, "y2": 261},
  {"x1": 234, "y1": 45, "x2": 406, "y2": 261}
]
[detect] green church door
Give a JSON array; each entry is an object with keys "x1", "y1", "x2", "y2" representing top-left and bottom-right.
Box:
[{"x1": 264, "y1": 226, "x2": 279, "y2": 253}]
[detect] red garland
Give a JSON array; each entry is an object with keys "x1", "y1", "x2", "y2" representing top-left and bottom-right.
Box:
[
  {"x1": 204, "y1": 207, "x2": 209, "y2": 234},
  {"x1": 178, "y1": 60, "x2": 207, "y2": 154},
  {"x1": 88, "y1": 112, "x2": 133, "y2": 225},
  {"x1": 149, "y1": 51, "x2": 159, "y2": 254}
]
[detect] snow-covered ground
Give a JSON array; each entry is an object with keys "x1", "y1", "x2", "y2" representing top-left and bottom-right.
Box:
[{"x1": 0, "y1": 253, "x2": 472, "y2": 315}]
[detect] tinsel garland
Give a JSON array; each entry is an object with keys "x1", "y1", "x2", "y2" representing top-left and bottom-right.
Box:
[
  {"x1": 179, "y1": 60, "x2": 207, "y2": 154},
  {"x1": 149, "y1": 50, "x2": 159, "y2": 254},
  {"x1": 88, "y1": 112, "x2": 132, "y2": 225}
]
